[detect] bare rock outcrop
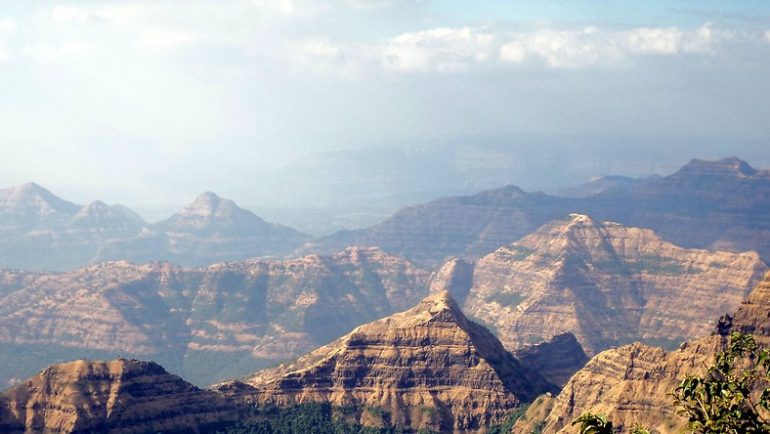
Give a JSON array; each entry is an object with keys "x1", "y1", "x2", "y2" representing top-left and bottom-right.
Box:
[
  {"x1": 463, "y1": 214, "x2": 767, "y2": 355},
  {"x1": 513, "y1": 272, "x2": 770, "y2": 434},
  {"x1": 0, "y1": 359, "x2": 239, "y2": 434},
  {"x1": 223, "y1": 291, "x2": 556, "y2": 433},
  {"x1": 0, "y1": 247, "x2": 429, "y2": 387}
]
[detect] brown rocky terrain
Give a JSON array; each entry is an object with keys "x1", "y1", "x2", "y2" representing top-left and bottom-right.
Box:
[
  {"x1": 220, "y1": 290, "x2": 557, "y2": 433},
  {"x1": 303, "y1": 157, "x2": 770, "y2": 267},
  {"x1": 512, "y1": 271, "x2": 770, "y2": 434},
  {"x1": 0, "y1": 247, "x2": 429, "y2": 387},
  {"x1": 460, "y1": 214, "x2": 767, "y2": 355},
  {"x1": 0, "y1": 358, "x2": 240, "y2": 434}
]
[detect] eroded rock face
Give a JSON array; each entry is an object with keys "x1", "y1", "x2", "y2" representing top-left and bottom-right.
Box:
[
  {"x1": 303, "y1": 157, "x2": 770, "y2": 267},
  {"x1": 0, "y1": 359, "x2": 239, "y2": 434},
  {"x1": 513, "y1": 272, "x2": 770, "y2": 434},
  {"x1": 513, "y1": 333, "x2": 589, "y2": 387},
  {"x1": 0, "y1": 247, "x2": 429, "y2": 387},
  {"x1": 462, "y1": 214, "x2": 767, "y2": 355},
  {"x1": 224, "y1": 291, "x2": 556, "y2": 433}
]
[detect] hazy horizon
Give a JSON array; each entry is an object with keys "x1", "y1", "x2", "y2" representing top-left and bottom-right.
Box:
[{"x1": 2, "y1": 1, "x2": 770, "y2": 224}]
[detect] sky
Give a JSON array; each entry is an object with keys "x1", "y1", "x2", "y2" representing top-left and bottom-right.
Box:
[{"x1": 1, "y1": 1, "x2": 770, "y2": 226}]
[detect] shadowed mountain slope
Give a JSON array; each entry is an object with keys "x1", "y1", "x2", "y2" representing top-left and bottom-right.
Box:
[
  {"x1": 513, "y1": 271, "x2": 770, "y2": 434},
  {"x1": 302, "y1": 157, "x2": 770, "y2": 266}
]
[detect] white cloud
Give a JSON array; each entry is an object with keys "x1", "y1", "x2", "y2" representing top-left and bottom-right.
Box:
[
  {"x1": 0, "y1": 18, "x2": 15, "y2": 33},
  {"x1": 509, "y1": 26, "x2": 626, "y2": 69},
  {"x1": 23, "y1": 40, "x2": 94, "y2": 64},
  {"x1": 497, "y1": 23, "x2": 732, "y2": 70},
  {"x1": 627, "y1": 23, "x2": 725, "y2": 55},
  {"x1": 383, "y1": 27, "x2": 494, "y2": 73},
  {"x1": 90, "y1": 4, "x2": 144, "y2": 25},
  {"x1": 50, "y1": 5, "x2": 90, "y2": 23},
  {"x1": 764, "y1": 30, "x2": 770, "y2": 44},
  {"x1": 136, "y1": 29, "x2": 200, "y2": 51}
]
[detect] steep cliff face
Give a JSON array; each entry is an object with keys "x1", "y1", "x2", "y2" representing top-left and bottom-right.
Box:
[
  {"x1": 304, "y1": 157, "x2": 770, "y2": 267},
  {"x1": 513, "y1": 333, "x2": 589, "y2": 387},
  {"x1": 513, "y1": 272, "x2": 770, "y2": 434},
  {"x1": 223, "y1": 291, "x2": 556, "y2": 433},
  {"x1": 0, "y1": 359, "x2": 239, "y2": 434},
  {"x1": 462, "y1": 214, "x2": 767, "y2": 355},
  {"x1": 0, "y1": 247, "x2": 429, "y2": 387}
]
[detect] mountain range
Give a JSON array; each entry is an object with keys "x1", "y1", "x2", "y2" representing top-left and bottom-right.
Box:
[
  {"x1": 0, "y1": 184, "x2": 309, "y2": 270},
  {"x1": 0, "y1": 291, "x2": 559, "y2": 433},
  {"x1": 0, "y1": 247, "x2": 428, "y2": 387},
  {"x1": 4, "y1": 271, "x2": 770, "y2": 433},
  {"x1": 0, "y1": 215, "x2": 764, "y2": 392},
  {"x1": 302, "y1": 157, "x2": 770, "y2": 266},
  {"x1": 1, "y1": 157, "x2": 768, "y2": 271}
]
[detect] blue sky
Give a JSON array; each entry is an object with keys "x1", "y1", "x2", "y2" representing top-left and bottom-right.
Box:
[{"x1": 1, "y1": 1, "x2": 769, "y2": 223}]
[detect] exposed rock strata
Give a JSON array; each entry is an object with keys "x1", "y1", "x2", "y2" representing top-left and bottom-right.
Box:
[
  {"x1": 222, "y1": 291, "x2": 556, "y2": 433},
  {"x1": 462, "y1": 214, "x2": 767, "y2": 355},
  {"x1": 513, "y1": 272, "x2": 770, "y2": 434},
  {"x1": 0, "y1": 359, "x2": 239, "y2": 434},
  {"x1": 0, "y1": 247, "x2": 429, "y2": 387}
]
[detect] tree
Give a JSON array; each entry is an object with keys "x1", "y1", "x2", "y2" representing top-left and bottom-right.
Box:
[
  {"x1": 573, "y1": 333, "x2": 770, "y2": 434},
  {"x1": 672, "y1": 332, "x2": 770, "y2": 433},
  {"x1": 571, "y1": 413, "x2": 614, "y2": 434}
]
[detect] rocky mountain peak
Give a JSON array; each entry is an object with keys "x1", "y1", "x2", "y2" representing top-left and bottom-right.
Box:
[
  {"x1": 675, "y1": 156, "x2": 759, "y2": 178},
  {"x1": 236, "y1": 289, "x2": 554, "y2": 432},
  {"x1": 160, "y1": 191, "x2": 261, "y2": 232},
  {"x1": 0, "y1": 182, "x2": 80, "y2": 218},
  {"x1": 0, "y1": 358, "x2": 239, "y2": 433},
  {"x1": 69, "y1": 201, "x2": 144, "y2": 225}
]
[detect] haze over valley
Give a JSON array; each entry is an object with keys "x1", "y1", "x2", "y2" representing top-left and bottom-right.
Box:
[{"x1": 3, "y1": 1, "x2": 770, "y2": 433}]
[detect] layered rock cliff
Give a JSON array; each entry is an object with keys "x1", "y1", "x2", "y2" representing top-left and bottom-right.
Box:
[
  {"x1": 513, "y1": 272, "x2": 770, "y2": 434},
  {"x1": 222, "y1": 291, "x2": 556, "y2": 433},
  {"x1": 461, "y1": 214, "x2": 767, "y2": 355},
  {"x1": 304, "y1": 157, "x2": 770, "y2": 266},
  {"x1": 0, "y1": 247, "x2": 429, "y2": 387},
  {"x1": 0, "y1": 359, "x2": 239, "y2": 434}
]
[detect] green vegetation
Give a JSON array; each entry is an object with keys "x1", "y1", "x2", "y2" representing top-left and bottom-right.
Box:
[
  {"x1": 487, "y1": 405, "x2": 529, "y2": 434},
  {"x1": 211, "y1": 403, "x2": 437, "y2": 434},
  {"x1": 572, "y1": 333, "x2": 770, "y2": 433}
]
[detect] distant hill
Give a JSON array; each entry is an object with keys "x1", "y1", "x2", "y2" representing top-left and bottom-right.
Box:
[
  {"x1": 0, "y1": 186, "x2": 309, "y2": 270},
  {"x1": 95, "y1": 192, "x2": 310, "y2": 266},
  {"x1": 301, "y1": 157, "x2": 770, "y2": 266},
  {"x1": 0, "y1": 247, "x2": 429, "y2": 387}
]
